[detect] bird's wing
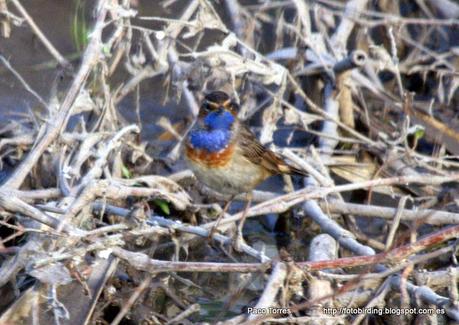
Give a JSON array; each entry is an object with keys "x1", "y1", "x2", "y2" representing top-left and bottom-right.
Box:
[{"x1": 237, "y1": 124, "x2": 307, "y2": 176}]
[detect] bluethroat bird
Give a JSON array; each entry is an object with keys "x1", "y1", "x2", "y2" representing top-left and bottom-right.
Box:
[{"x1": 185, "y1": 91, "x2": 307, "y2": 247}]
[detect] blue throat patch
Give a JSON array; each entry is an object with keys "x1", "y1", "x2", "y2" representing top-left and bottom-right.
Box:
[
  {"x1": 203, "y1": 110, "x2": 235, "y2": 129},
  {"x1": 189, "y1": 111, "x2": 235, "y2": 152}
]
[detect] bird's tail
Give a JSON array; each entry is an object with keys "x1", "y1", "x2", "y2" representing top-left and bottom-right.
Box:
[{"x1": 276, "y1": 161, "x2": 308, "y2": 177}]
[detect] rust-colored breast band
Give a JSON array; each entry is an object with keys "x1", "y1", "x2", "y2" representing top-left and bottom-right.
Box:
[{"x1": 186, "y1": 143, "x2": 235, "y2": 168}]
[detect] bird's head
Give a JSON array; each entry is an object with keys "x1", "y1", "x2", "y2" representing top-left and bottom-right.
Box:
[{"x1": 198, "y1": 91, "x2": 239, "y2": 130}]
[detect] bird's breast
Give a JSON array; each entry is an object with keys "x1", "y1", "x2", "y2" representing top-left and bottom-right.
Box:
[
  {"x1": 185, "y1": 142, "x2": 235, "y2": 168},
  {"x1": 185, "y1": 142, "x2": 271, "y2": 195}
]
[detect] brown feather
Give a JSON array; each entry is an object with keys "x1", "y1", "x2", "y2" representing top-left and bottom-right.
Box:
[{"x1": 237, "y1": 125, "x2": 308, "y2": 177}]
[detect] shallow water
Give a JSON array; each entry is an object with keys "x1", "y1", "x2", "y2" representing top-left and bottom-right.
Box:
[{"x1": 0, "y1": 1, "x2": 186, "y2": 136}]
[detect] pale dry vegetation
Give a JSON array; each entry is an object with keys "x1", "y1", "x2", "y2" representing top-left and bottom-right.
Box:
[{"x1": 0, "y1": 0, "x2": 458, "y2": 324}]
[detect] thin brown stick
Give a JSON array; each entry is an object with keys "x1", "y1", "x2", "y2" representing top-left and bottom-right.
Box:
[
  {"x1": 319, "y1": 200, "x2": 459, "y2": 225},
  {"x1": 110, "y1": 276, "x2": 152, "y2": 325},
  {"x1": 112, "y1": 224, "x2": 459, "y2": 273},
  {"x1": 205, "y1": 173, "x2": 459, "y2": 231},
  {"x1": 9, "y1": 0, "x2": 69, "y2": 67},
  {"x1": 2, "y1": 0, "x2": 108, "y2": 189}
]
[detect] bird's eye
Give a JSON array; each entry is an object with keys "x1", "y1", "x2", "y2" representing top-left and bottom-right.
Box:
[
  {"x1": 202, "y1": 100, "x2": 220, "y2": 112},
  {"x1": 202, "y1": 100, "x2": 211, "y2": 112},
  {"x1": 229, "y1": 101, "x2": 239, "y2": 113}
]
